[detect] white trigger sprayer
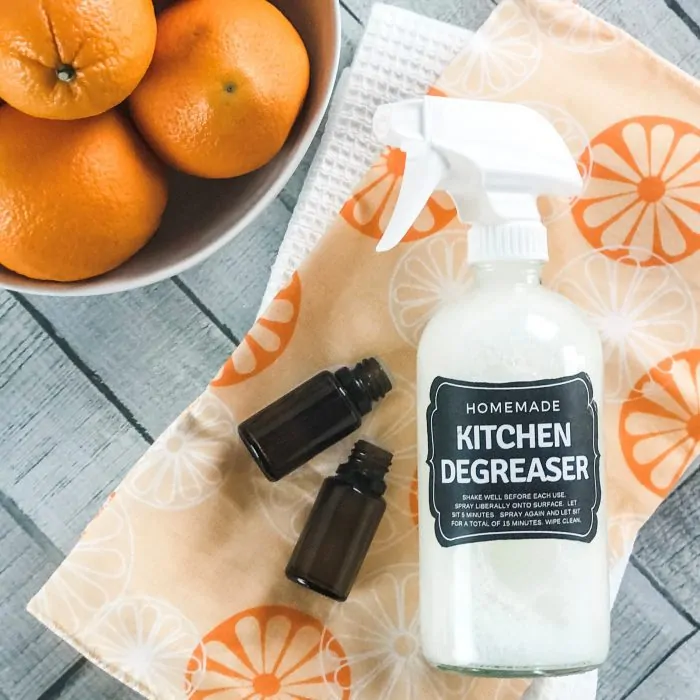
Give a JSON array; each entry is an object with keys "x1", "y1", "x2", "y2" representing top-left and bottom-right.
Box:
[{"x1": 373, "y1": 97, "x2": 583, "y2": 258}]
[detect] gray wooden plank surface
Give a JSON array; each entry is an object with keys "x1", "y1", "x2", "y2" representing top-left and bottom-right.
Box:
[
  {"x1": 343, "y1": 0, "x2": 495, "y2": 27},
  {"x1": 585, "y1": 0, "x2": 700, "y2": 76},
  {"x1": 26, "y1": 279, "x2": 234, "y2": 439},
  {"x1": 627, "y1": 631, "x2": 700, "y2": 700},
  {"x1": 665, "y1": 0, "x2": 700, "y2": 38},
  {"x1": 0, "y1": 293, "x2": 147, "y2": 551},
  {"x1": 47, "y1": 663, "x2": 139, "y2": 700},
  {"x1": 0, "y1": 505, "x2": 80, "y2": 699},
  {"x1": 179, "y1": 200, "x2": 293, "y2": 337},
  {"x1": 598, "y1": 564, "x2": 696, "y2": 700},
  {"x1": 633, "y1": 473, "x2": 700, "y2": 625}
]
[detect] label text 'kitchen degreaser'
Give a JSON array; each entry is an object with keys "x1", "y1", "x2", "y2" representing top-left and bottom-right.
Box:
[{"x1": 426, "y1": 373, "x2": 601, "y2": 547}]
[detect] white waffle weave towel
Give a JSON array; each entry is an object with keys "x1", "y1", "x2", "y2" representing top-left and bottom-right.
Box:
[{"x1": 261, "y1": 3, "x2": 472, "y2": 309}]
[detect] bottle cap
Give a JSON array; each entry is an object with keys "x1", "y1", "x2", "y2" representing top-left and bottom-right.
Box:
[{"x1": 467, "y1": 221, "x2": 549, "y2": 264}]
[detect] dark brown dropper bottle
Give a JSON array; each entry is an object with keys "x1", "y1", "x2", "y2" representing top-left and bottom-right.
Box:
[
  {"x1": 286, "y1": 440, "x2": 392, "y2": 601},
  {"x1": 238, "y1": 358, "x2": 392, "y2": 481}
]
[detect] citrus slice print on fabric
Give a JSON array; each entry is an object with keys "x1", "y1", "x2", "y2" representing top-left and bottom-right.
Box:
[
  {"x1": 572, "y1": 116, "x2": 700, "y2": 265},
  {"x1": 389, "y1": 228, "x2": 471, "y2": 346},
  {"x1": 83, "y1": 596, "x2": 204, "y2": 699},
  {"x1": 125, "y1": 391, "x2": 236, "y2": 510},
  {"x1": 620, "y1": 349, "x2": 700, "y2": 498},
  {"x1": 185, "y1": 605, "x2": 351, "y2": 700},
  {"x1": 435, "y1": 0, "x2": 541, "y2": 98},
  {"x1": 526, "y1": 0, "x2": 621, "y2": 53},
  {"x1": 29, "y1": 497, "x2": 133, "y2": 636},
  {"x1": 212, "y1": 273, "x2": 301, "y2": 387},
  {"x1": 340, "y1": 148, "x2": 456, "y2": 241},
  {"x1": 550, "y1": 248, "x2": 696, "y2": 402},
  {"x1": 323, "y1": 564, "x2": 476, "y2": 700},
  {"x1": 522, "y1": 102, "x2": 591, "y2": 224},
  {"x1": 255, "y1": 374, "x2": 417, "y2": 550}
]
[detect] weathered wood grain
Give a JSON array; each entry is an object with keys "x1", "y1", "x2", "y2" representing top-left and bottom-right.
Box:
[
  {"x1": 179, "y1": 200, "x2": 293, "y2": 337},
  {"x1": 0, "y1": 293, "x2": 147, "y2": 551},
  {"x1": 25, "y1": 281, "x2": 234, "y2": 439},
  {"x1": 0, "y1": 505, "x2": 80, "y2": 699},
  {"x1": 626, "y1": 630, "x2": 700, "y2": 700},
  {"x1": 47, "y1": 663, "x2": 139, "y2": 700},
  {"x1": 584, "y1": 0, "x2": 700, "y2": 77},
  {"x1": 632, "y1": 472, "x2": 700, "y2": 625},
  {"x1": 344, "y1": 0, "x2": 495, "y2": 27},
  {"x1": 597, "y1": 564, "x2": 696, "y2": 700},
  {"x1": 668, "y1": 0, "x2": 700, "y2": 38}
]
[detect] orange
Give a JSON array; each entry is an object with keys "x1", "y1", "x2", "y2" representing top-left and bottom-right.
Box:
[
  {"x1": 0, "y1": 0, "x2": 156, "y2": 120},
  {"x1": 0, "y1": 107, "x2": 168, "y2": 282},
  {"x1": 130, "y1": 0, "x2": 310, "y2": 179}
]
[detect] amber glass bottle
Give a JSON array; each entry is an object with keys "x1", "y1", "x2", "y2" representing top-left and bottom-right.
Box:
[
  {"x1": 285, "y1": 440, "x2": 392, "y2": 601},
  {"x1": 238, "y1": 358, "x2": 392, "y2": 481}
]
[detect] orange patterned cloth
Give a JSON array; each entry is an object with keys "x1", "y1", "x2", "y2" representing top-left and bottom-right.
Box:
[{"x1": 29, "y1": 2, "x2": 700, "y2": 699}]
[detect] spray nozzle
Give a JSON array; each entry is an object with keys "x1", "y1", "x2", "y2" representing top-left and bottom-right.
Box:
[{"x1": 372, "y1": 97, "x2": 583, "y2": 259}]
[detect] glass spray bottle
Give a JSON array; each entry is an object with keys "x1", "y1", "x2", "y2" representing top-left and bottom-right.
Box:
[{"x1": 374, "y1": 97, "x2": 609, "y2": 676}]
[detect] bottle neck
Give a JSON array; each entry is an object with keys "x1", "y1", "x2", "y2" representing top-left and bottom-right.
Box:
[
  {"x1": 472, "y1": 261, "x2": 543, "y2": 289},
  {"x1": 335, "y1": 358, "x2": 392, "y2": 416},
  {"x1": 336, "y1": 440, "x2": 392, "y2": 496}
]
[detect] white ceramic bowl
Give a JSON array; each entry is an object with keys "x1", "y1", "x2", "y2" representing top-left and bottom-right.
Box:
[{"x1": 0, "y1": 0, "x2": 341, "y2": 296}]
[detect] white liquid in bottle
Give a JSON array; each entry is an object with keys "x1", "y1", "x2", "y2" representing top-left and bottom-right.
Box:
[
  {"x1": 372, "y1": 96, "x2": 610, "y2": 676},
  {"x1": 417, "y1": 261, "x2": 609, "y2": 675}
]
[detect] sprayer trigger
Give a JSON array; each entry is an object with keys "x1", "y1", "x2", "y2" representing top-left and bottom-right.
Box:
[{"x1": 376, "y1": 148, "x2": 446, "y2": 253}]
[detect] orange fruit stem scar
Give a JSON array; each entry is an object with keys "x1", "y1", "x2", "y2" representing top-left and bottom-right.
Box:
[
  {"x1": 130, "y1": 0, "x2": 310, "y2": 179},
  {"x1": 0, "y1": 0, "x2": 157, "y2": 120}
]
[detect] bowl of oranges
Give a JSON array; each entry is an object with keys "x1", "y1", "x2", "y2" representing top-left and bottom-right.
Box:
[{"x1": 0, "y1": 0, "x2": 341, "y2": 295}]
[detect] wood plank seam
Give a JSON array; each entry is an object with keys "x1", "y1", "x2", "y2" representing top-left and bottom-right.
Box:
[
  {"x1": 619, "y1": 628, "x2": 698, "y2": 700},
  {"x1": 664, "y1": 0, "x2": 700, "y2": 38},
  {"x1": 171, "y1": 277, "x2": 241, "y2": 346},
  {"x1": 0, "y1": 491, "x2": 64, "y2": 564},
  {"x1": 631, "y1": 555, "x2": 700, "y2": 629},
  {"x1": 35, "y1": 659, "x2": 87, "y2": 700},
  {"x1": 9, "y1": 292, "x2": 154, "y2": 445},
  {"x1": 340, "y1": 0, "x2": 363, "y2": 25},
  {"x1": 276, "y1": 192, "x2": 296, "y2": 215}
]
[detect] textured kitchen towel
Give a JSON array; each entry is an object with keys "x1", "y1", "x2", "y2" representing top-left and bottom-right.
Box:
[
  {"x1": 262, "y1": 4, "x2": 473, "y2": 308},
  {"x1": 29, "y1": 2, "x2": 700, "y2": 700}
]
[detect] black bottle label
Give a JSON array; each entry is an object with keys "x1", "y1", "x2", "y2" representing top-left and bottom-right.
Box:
[{"x1": 426, "y1": 373, "x2": 601, "y2": 547}]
